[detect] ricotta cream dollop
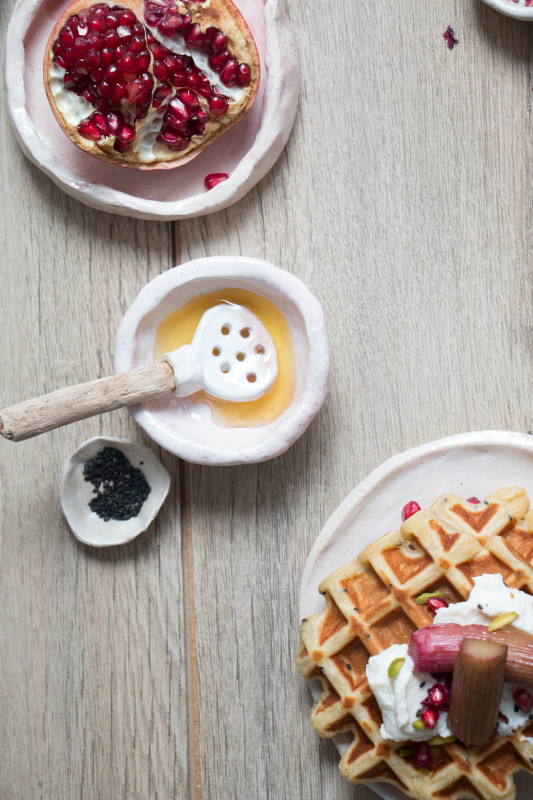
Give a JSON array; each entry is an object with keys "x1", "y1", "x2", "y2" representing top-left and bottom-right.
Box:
[{"x1": 366, "y1": 573, "x2": 533, "y2": 741}]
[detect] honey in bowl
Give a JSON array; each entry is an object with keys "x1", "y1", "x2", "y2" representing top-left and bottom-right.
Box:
[{"x1": 153, "y1": 289, "x2": 295, "y2": 427}]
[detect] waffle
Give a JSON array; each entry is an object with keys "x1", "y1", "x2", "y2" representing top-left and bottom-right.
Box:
[{"x1": 297, "y1": 486, "x2": 533, "y2": 800}]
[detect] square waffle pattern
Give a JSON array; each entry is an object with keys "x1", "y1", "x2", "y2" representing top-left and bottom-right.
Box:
[{"x1": 297, "y1": 487, "x2": 533, "y2": 800}]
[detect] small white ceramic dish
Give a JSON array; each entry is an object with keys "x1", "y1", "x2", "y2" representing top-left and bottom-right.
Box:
[
  {"x1": 61, "y1": 436, "x2": 171, "y2": 547},
  {"x1": 114, "y1": 256, "x2": 329, "y2": 465},
  {"x1": 481, "y1": 0, "x2": 533, "y2": 19},
  {"x1": 299, "y1": 429, "x2": 533, "y2": 800},
  {"x1": 5, "y1": 0, "x2": 298, "y2": 220}
]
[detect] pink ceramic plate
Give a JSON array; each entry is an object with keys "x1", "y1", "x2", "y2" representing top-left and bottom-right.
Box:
[{"x1": 5, "y1": 0, "x2": 299, "y2": 219}]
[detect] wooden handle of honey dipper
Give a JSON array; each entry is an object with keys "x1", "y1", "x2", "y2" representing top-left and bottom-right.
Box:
[{"x1": 0, "y1": 362, "x2": 175, "y2": 442}]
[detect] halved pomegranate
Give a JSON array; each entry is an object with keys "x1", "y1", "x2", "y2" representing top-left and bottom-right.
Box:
[{"x1": 43, "y1": 0, "x2": 260, "y2": 169}]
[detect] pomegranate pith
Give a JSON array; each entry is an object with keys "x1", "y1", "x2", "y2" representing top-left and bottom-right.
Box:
[{"x1": 44, "y1": 0, "x2": 260, "y2": 169}]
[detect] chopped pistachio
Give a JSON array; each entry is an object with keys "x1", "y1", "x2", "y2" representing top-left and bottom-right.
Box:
[
  {"x1": 488, "y1": 611, "x2": 519, "y2": 632},
  {"x1": 428, "y1": 734, "x2": 457, "y2": 746},
  {"x1": 415, "y1": 591, "x2": 444, "y2": 605},
  {"x1": 412, "y1": 719, "x2": 426, "y2": 730},
  {"x1": 387, "y1": 657, "x2": 405, "y2": 678},
  {"x1": 398, "y1": 746, "x2": 416, "y2": 757}
]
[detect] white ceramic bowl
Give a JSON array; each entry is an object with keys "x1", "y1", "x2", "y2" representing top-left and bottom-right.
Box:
[
  {"x1": 114, "y1": 257, "x2": 329, "y2": 465},
  {"x1": 299, "y1": 429, "x2": 533, "y2": 800},
  {"x1": 61, "y1": 436, "x2": 171, "y2": 547},
  {"x1": 5, "y1": 0, "x2": 299, "y2": 219},
  {"x1": 481, "y1": 0, "x2": 533, "y2": 19}
]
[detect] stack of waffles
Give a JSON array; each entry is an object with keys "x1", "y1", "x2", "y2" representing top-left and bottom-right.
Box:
[{"x1": 297, "y1": 487, "x2": 533, "y2": 800}]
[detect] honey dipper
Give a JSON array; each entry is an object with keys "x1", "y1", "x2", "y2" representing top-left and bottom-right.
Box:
[{"x1": 0, "y1": 304, "x2": 278, "y2": 442}]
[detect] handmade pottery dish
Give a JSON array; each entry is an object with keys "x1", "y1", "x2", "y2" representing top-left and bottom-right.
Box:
[
  {"x1": 114, "y1": 256, "x2": 329, "y2": 465},
  {"x1": 61, "y1": 435, "x2": 171, "y2": 546},
  {"x1": 481, "y1": 0, "x2": 533, "y2": 19},
  {"x1": 299, "y1": 430, "x2": 533, "y2": 800},
  {"x1": 5, "y1": 0, "x2": 299, "y2": 219}
]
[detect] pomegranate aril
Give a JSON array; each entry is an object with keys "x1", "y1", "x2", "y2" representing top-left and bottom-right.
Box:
[
  {"x1": 209, "y1": 94, "x2": 229, "y2": 115},
  {"x1": 153, "y1": 83, "x2": 173, "y2": 107},
  {"x1": 128, "y1": 35, "x2": 145, "y2": 54},
  {"x1": 112, "y1": 82, "x2": 128, "y2": 101},
  {"x1": 467, "y1": 496, "x2": 481, "y2": 504},
  {"x1": 195, "y1": 107, "x2": 208, "y2": 123},
  {"x1": 158, "y1": 130, "x2": 189, "y2": 149},
  {"x1": 186, "y1": 71, "x2": 202, "y2": 90},
  {"x1": 137, "y1": 52, "x2": 151, "y2": 71},
  {"x1": 92, "y1": 112, "x2": 109, "y2": 135},
  {"x1": 177, "y1": 89, "x2": 199, "y2": 108},
  {"x1": 127, "y1": 78, "x2": 146, "y2": 102},
  {"x1": 78, "y1": 118, "x2": 103, "y2": 141},
  {"x1": 189, "y1": 119, "x2": 205, "y2": 136},
  {"x1": 178, "y1": 14, "x2": 192, "y2": 33},
  {"x1": 169, "y1": 97, "x2": 190, "y2": 121},
  {"x1": 100, "y1": 47, "x2": 114, "y2": 67},
  {"x1": 204, "y1": 172, "x2": 229, "y2": 190},
  {"x1": 402, "y1": 501, "x2": 421, "y2": 521},
  {"x1": 106, "y1": 111, "x2": 121, "y2": 135},
  {"x1": 73, "y1": 36, "x2": 89, "y2": 56},
  {"x1": 115, "y1": 43, "x2": 128, "y2": 60},
  {"x1": 103, "y1": 29, "x2": 119, "y2": 48},
  {"x1": 85, "y1": 49, "x2": 101, "y2": 69},
  {"x1": 185, "y1": 23, "x2": 204, "y2": 45},
  {"x1": 105, "y1": 13, "x2": 119, "y2": 29},
  {"x1": 58, "y1": 27, "x2": 75, "y2": 46},
  {"x1": 236, "y1": 63, "x2": 251, "y2": 87},
  {"x1": 420, "y1": 708, "x2": 439, "y2": 729},
  {"x1": 153, "y1": 60, "x2": 170, "y2": 81},
  {"x1": 118, "y1": 10, "x2": 136, "y2": 27},
  {"x1": 514, "y1": 688, "x2": 533, "y2": 713},
  {"x1": 86, "y1": 31, "x2": 104, "y2": 49},
  {"x1": 413, "y1": 742, "x2": 432, "y2": 769},
  {"x1": 211, "y1": 31, "x2": 228, "y2": 54},
  {"x1": 117, "y1": 122, "x2": 135, "y2": 143},
  {"x1": 88, "y1": 16, "x2": 107, "y2": 33},
  {"x1": 209, "y1": 50, "x2": 230, "y2": 70},
  {"x1": 427, "y1": 597, "x2": 449, "y2": 613},
  {"x1": 114, "y1": 138, "x2": 129, "y2": 152},
  {"x1": 425, "y1": 683, "x2": 448, "y2": 709},
  {"x1": 98, "y1": 79, "x2": 113, "y2": 98},
  {"x1": 158, "y1": 15, "x2": 182, "y2": 36},
  {"x1": 117, "y1": 52, "x2": 138, "y2": 73}
]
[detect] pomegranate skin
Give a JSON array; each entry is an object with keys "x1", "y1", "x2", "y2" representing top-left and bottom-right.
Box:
[{"x1": 43, "y1": 0, "x2": 260, "y2": 170}]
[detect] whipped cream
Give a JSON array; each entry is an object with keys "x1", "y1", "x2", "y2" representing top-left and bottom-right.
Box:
[{"x1": 366, "y1": 574, "x2": 533, "y2": 742}]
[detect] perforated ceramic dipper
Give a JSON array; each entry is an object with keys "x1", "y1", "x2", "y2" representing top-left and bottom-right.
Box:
[{"x1": 0, "y1": 304, "x2": 277, "y2": 442}]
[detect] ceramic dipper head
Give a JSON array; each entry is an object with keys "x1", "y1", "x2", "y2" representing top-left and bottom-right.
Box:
[{"x1": 161, "y1": 303, "x2": 278, "y2": 402}]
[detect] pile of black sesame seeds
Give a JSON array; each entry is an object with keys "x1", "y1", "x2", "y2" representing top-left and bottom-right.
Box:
[{"x1": 83, "y1": 447, "x2": 151, "y2": 522}]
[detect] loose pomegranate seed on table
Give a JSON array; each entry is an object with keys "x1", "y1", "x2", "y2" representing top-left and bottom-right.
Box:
[{"x1": 44, "y1": 0, "x2": 260, "y2": 168}]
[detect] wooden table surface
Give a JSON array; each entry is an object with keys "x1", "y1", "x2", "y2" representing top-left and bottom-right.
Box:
[{"x1": 1, "y1": 1, "x2": 532, "y2": 798}]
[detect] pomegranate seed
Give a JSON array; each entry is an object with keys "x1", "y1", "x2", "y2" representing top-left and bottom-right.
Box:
[
  {"x1": 115, "y1": 44, "x2": 128, "y2": 60},
  {"x1": 117, "y1": 52, "x2": 138, "y2": 74},
  {"x1": 92, "y1": 111, "x2": 109, "y2": 135},
  {"x1": 236, "y1": 63, "x2": 251, "y2": 87},
  {"x1": 413, "y1": 742, "x2": 432, "y2": 769},
  {"x1": 402, "y1": 501, "x2": 421, "y2": 521},
  {"x1": 58, "y1": 27, "x2": 75, "y2": 46},
  {"x1": 185, "y1": 23, "x2": 204, "y2": 45},
  {"x1": 128, "y1": 35, "x2": 145, "y2": 54},
  {"x1": 105, "y1": 13, "x2": 119, "y2": 29},
  {"x1": 211, "y1": 31, "x2": 228, "y2": 53},
  {"x1": 86, "y1": 31, "x2": 104, "y2": 49},
  {"x1": 100, "y1": 47, "x2": 114, "y2": 67},
  {"x1": 117, "y1": 122, "x2": 135, "y2": 143},
  {"x1": 177, "y1": 88, "x2": 199, "y2": 108},
  {"x1": 189, "y1": 119, "x2": 205, "y2": 136},
  {"x1": 114, "y1": 139, "x2": 129, "y2": 152},
  {"x1": 154, "y1": 60, "x2": 170, "y2": 81},
  {"x1": 204, "y1": 172, "x2": 229, "y2": 190},
  {"x1": 467, "y1": 496, "x2": 481, "y2": 504},
  {"x1": 137, "y1": 52, "x2": 151, "y2": 71},
  {"x1": 112, "y1": 82, "x2": 128, "y2": 102},
  {"x1": 186, "y1": 71, "x2": 202, "y2": 90},
  {"x1": 103, "y1": 30, "x2": 119, "y2": 48},
  {"x1": 105, "y1": 111, "x2": 120, "y2": 135},
  {"x1": 88, "y1": 16, "x2": 107, "y2": 33},
  {"x1": 73, "y1": 37, "x2": 89, "y2": 57},
  {"x1": 427, "y1": 597, "x2": 449, "y2": 613},
  {"x1": 424, "y1": 683, "x2": 448, "y2": 710},
  {"x1": 153, "y1": 83, "x2": 172, "y2": 106},
  {"x1": 168, "y1": 97, "x2": 190, "y2": 122},
  {"x1": 514, "y1": 688, "x2": 533, "y2": 713},
  {"x1": 78, "y1": 119, "x2": 102, "y2": 141},
  {"x1": 158, "y1": 15, "x2": 182, "y2": 35},
  {"x1": 209, "y1": 50, "x2": 230, "y2": 71},
  {"x1": 97, "y1": 79, "x2": 112, "y2": 98},
  {"x1": 127, "y1": 78, "x2": 145, "y2": 102},
  {"x1": 420, "y1": 708, "x2": 439, "y2": 729},
  {"x1": 178, "y1": 15, "x2": 192, "y2": 33},
  {"x1": 208, "y1": 94, "x2": 229, "y2": 115},
  {"x1": 85, "y1": 49, "x2": 100, "y2": 69},
  {"x1": 119, "y1": 10, "x2": 136, "y2": 27},
  {"x1": 158, "y1": 130, "x2": 189, "y2": 149},
  {"x1": 196, "y1": 107, "x2": 208, "y2": 123}
]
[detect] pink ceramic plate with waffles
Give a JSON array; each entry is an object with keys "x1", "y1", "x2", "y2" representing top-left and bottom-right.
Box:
[{"x1": 299, "y1": 430, "x2": 533, "y2": 800}]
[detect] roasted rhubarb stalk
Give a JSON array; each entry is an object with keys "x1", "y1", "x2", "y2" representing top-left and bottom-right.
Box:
[
  {"x1": 409, "y1": 624, "x2": 533, "y2": 687},
  {"x1": 447, "y1": 638, "x2": 507, "y2": 746}
]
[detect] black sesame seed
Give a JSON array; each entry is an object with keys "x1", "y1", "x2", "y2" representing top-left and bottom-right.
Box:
[
  {"x1": 529, "y1": 714, "x2": 533, "y2": 721},
  {"x1": 420, "y1": 681, "x2": 426, "y2": 688},
  {"x1": 83, "y1": 446, "x2": 151, "y2": 522},
  {"x1": 409, "y1": 544, "x2": 416, "y2": 551},
  {"x1": 346, "y1": 664, "x2": 352, "y2": 670},
  {"x1": 477, "y1": 604, "x2": 483, "y2": 610},
  {"x1": 515, "y1": 704, "x2": 519, "y2": 714}
]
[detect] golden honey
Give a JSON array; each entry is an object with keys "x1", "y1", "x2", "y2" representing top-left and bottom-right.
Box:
[{"x1": 153, "y1": 288, "x2": 295, "y2": 427}]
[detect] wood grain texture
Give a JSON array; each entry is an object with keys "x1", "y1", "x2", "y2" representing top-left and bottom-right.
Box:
[{"x1": 1, "y1": 0, "x2": 533, "y2": 799}]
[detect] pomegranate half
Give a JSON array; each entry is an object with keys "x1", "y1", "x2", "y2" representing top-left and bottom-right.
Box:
[{"x1": 43, "y1": 0, "x2": 260, "y2": 169}]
